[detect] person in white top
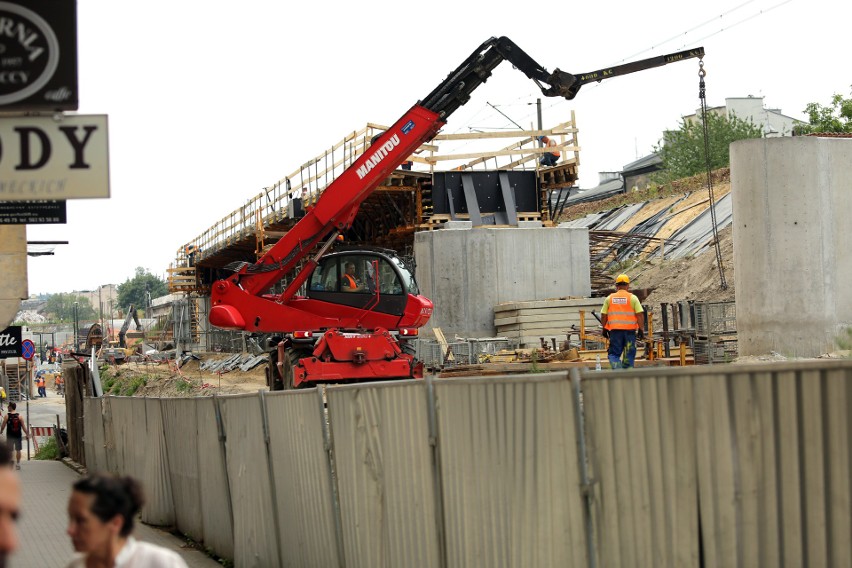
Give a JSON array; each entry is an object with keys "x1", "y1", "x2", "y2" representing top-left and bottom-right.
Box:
[{"x1": 65, "y1": 473, "x2": 188, "y2": 568}]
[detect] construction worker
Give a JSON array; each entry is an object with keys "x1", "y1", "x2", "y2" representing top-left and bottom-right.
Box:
[
  {"x1": 537, "y1": 135, "x2": 560, "y2": 167},
  {"x1": 341, "y1": 262, "x2": 364, "y2": 292},
  {"x1": 600, "y1": 274, "x2": 646, "y2": 369}
]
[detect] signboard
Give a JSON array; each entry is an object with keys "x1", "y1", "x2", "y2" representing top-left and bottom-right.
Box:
[
  {"x1": 0, "y1": 200, "x2": 66, "y2": 224},
  {"x1": 20, "y1": 338, "x2": 34, "y2": 360},
  {"x1": 0, "y1": 1, "x2": 78, "y2": 111},
  {"x1": 0, "y1": 325, "x2": 22, "y2": 358},
  {"x1": 0, "y1": 114, "x2": 109, "y2": 200}
]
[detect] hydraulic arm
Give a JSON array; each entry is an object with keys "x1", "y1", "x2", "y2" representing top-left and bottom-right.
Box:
[{"x1": 210, "y1": 38, "x2": 704, "y2": 333}]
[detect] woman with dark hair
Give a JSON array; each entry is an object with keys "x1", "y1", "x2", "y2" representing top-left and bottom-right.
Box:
[{"x1": 65, "y1": 473, "x2": 188, "y2": 567}]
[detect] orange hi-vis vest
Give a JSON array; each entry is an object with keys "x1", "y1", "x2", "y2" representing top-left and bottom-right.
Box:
[
  {"x1": 545, "y1": 137, "x2": 560, "y2": 157},
  {"x1": 342, "y1": 274, "x2": 358, "y2": 289},
  {"x1": 605, "y1": 289, "x2": 639, "y2": 330}
]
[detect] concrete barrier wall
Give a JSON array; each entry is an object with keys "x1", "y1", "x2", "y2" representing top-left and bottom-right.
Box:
[
  {"x1": 732, "y1": 137, "x2": 852, "y2": 356},
  {"x1": 82, "y1": 359, "x2": 852, "y2": 567},
  {"x1": 415, "y1": 226, "x2": 591, "y2": 338}
]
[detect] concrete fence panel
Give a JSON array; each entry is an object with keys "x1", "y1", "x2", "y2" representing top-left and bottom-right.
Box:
[
  {"x1": 196, "y1": 396, "x2": 234, "y2": 560},
  {"x1": 433, "y1": 373, "x2": 588, "y2": 568},
  {"x1": 265, "y1": 389, "x2": 340, "y2": 568},
  {"x1": 583, "y1": 370, "x2": 699, "y2": 567},
  {"x1": 161, "y1": 398, "x2": 204, "y2": 542},
  {"x1": 327, "y1": 380, "x2": 440, "y2": 568},
  {"x1": 141, "y1": 398, "x2": 175, "y2": 527},
  {"x1": 219, "y1": 393, "x2": 280, "y2": 567}
]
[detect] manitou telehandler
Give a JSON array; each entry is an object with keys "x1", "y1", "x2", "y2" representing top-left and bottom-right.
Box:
[{"x1": 209, "y1": 37, "x2": 704, "y2": 389}]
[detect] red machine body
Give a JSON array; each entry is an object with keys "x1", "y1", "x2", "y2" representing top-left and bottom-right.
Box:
[{"x1": 208, "y1": 38, "x2": 705, "y2": 388}]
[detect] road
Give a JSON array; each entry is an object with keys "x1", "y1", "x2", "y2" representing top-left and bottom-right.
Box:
[{"x1": 11, "y1": 390, "x2": 67, "y2": 461}]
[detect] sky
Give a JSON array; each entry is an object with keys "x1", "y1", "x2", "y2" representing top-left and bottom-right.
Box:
[{"x1": 23, "y1": 0, "x2": 851, "y2": 295}]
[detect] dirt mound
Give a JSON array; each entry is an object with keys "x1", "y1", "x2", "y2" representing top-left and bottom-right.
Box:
[{"x1": 100, "y1": 356, "x2": 267, "y2": 398}]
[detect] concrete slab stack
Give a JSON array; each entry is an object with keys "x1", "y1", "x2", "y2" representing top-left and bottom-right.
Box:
[
  {"x1": 414, "y1": 226, "x2": 591, "y2": 338},
  {"x1": 731, "y1": 137, "x2": 852, "y2": 357},
  {"x1": 494, "y1": 298, "x2": 602, "y2": 348}
]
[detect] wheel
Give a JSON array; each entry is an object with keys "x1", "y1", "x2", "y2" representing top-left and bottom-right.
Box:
[
  {"x1": 267, "y1": 350, "x2": 285, "y2": 391},
  {"x1": 281, "y1": 349, "x2": 312, "y2": 390}
]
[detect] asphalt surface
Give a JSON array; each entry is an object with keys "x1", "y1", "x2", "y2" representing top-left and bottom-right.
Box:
[{"x1": 11, "y1": 460, "x2": 222, "y2": 567}]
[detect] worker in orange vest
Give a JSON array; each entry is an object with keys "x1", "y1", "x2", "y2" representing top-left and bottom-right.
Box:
[
  {"x1": 600, "y1": 274, "x2": 646, "y2": 369},
  {"x1": 537, "y1": 135, "x2": 560, "y2": 167}
]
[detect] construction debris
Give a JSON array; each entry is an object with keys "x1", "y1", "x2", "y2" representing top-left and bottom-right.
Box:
[{"x1": 200, "y1": 353, "x2": 267, "y2": 374}]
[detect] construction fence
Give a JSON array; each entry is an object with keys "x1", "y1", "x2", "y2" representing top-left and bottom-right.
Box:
[{"x1": 72, "y1": 359, "x2": 852, "y2": 567}]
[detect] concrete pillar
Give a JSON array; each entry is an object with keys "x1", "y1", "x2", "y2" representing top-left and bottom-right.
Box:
[
  {"x1": 0, "y1": 225, "x2": 27, "y2": 328},
  {"x1": 414, "y1": 226, "x2": 590, "y2": 338},
  {"x1": 732, "y1": 137, "x2": 852, "y2": 357}
]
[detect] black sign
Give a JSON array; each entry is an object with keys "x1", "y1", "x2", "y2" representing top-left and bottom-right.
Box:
[
  {"x1": 0, "y1": 200, "x2": 66, "y2": 224},
  {"x1": 0, "y1": 325, "x2": 22, "y2": 358},
  {"x1": 0, "y1": 1, "x2": 78, "y2": 111}
]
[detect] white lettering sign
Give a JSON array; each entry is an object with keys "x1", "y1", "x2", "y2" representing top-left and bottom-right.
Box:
[{"x1": 0, "y1": 114, "x2": 109, "y2": 199}]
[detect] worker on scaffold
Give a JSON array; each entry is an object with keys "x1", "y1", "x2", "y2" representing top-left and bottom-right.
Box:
[{"x1": 537, "y1": 135, "x2": 560, "y2": 167}]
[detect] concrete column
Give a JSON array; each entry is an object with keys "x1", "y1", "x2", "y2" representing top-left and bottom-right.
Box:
[
  {"x1": 414, "y1": 226, "x2": 591, "y2": 338},
  {"x1": 732, "y1": 137, "x2": 852, "y2": 357},
  {"x1": 0, "y1": 225, "x2": 27, "y2": 328}
]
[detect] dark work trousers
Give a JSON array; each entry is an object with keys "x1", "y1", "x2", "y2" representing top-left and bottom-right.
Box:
[{"x1": 607, "y1": 329, "x2": 637, "y2": 369}]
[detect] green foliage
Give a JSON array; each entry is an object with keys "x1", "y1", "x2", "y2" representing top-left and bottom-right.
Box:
[
  {"x1": 835, "y1": 327, "x2": 852, "y2": 354},
  {"x1": 654, "y1": 112, "x2": 763, "y2": 183},
  {"x1": 44, "y1": 293, "x2": 97, "y2": 322},
  {"x1": 795, "y1": 87, "x2": 852, "y2": 134},
  {"x1": 35, "y1": 436, "x2": 59, "y2": 460},
  {"x1": 175, "y1": 379, "x2": 192, "y2": 393},
  {"x1": 120, "y1": 376, "x2": 147, "y2": 396},
  {"x1": 117, "y1": 267, "x2": 168, "y2": 313}
]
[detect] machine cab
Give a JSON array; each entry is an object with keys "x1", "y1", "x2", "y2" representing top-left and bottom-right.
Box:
[{"x1": 306, "y1": 250, "x2": 420, "y2": 316}]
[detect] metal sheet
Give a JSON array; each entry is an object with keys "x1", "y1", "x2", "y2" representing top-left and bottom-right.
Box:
[
  {"x1": 265, "y1": 390, "x2": 340, "y2": 568},
  {"x1": 161, "y1": 398, "x2": 204, "y2": 541},
  {"x1": 583, "y1": 370, "x2": 699, "y2": 567},
  {"x1": 141, "y1": 398, "x2": 175, "y2": 527},
  {"x1": 219, "y1": 394, "x2": 280, "y2": 567},
  {"x1": 434, "y1": 373, "x2": 588, "y2": 568},
  {"x1": 82, "y1": 397, "x2": 102, "y2": 472},
  {"x1": 692, "y1": 363, "x2": 852, "y2": 567},
  {"x1": 327, "y1": 381, "x2": 440, "y2": 568},
  {"x1": 196, "y1": 397, "x2": 234, "y2": 560},
  {"x1": 108, "y1": 397, "x2": 148, "y2": 481}
]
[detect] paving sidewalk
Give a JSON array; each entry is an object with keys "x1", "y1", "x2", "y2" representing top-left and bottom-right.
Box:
[{"x1": 12, "y1": 460, "x2": 221, "y2": 567}]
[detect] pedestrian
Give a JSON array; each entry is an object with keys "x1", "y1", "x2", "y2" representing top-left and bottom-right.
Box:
[
  {"x1": 0, "y1": 387, "x2": 5, "y2": 411},
  {"x1": 600, "y1": 273, "x2": 646, "y2": 369},
  {"x1": 537, "y1": 135, "x2": 560, "y2": 167},
  {"x1": 65, "y1": 473, "x2": 188, "y2": 567},
  {"x1": 0, "y1": 444, "x2": 22, "y2": 568},
  {"x1": 0, "y1": 403, "x2": 29, "y2": 470}
]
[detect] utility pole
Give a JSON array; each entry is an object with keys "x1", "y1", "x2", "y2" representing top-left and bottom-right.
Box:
[
  {"x1": 537, "y1": 98, "x2": 542, "y2": 130},
  {"x1": 73, "y1": 302, "x2": 78, "y2": 351}
]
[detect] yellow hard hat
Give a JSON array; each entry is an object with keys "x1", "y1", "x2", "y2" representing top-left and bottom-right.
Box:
[{"x1": 615, "y1": 274, "x2": 630, "y2": 284}]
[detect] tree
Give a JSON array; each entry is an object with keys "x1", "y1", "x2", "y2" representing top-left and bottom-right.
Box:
[
  {"x1": 44, "y1": 293, "x2": 97, "y2": 322},
  {"x1": 795, "y1": 87, "x2": 852, "y2": 134},
  {"x1": 654, "y1": 112, "x2": 763, "y2": 183},
  {"x1": 116, "y1": 267, "x2": 168, "y2": 313}
]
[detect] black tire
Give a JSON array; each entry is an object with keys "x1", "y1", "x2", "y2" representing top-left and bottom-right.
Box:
[
  {"x1": 267, "y1": 350, "x2": 285, "y2": 391},
  {"x1": 281, "y1": 349, "x2": 313, "y2": 390}
]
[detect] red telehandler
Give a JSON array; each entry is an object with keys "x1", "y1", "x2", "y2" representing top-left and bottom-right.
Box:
[{"x1": 209, "y1": 37, "x2": 704, "y2": 389}]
